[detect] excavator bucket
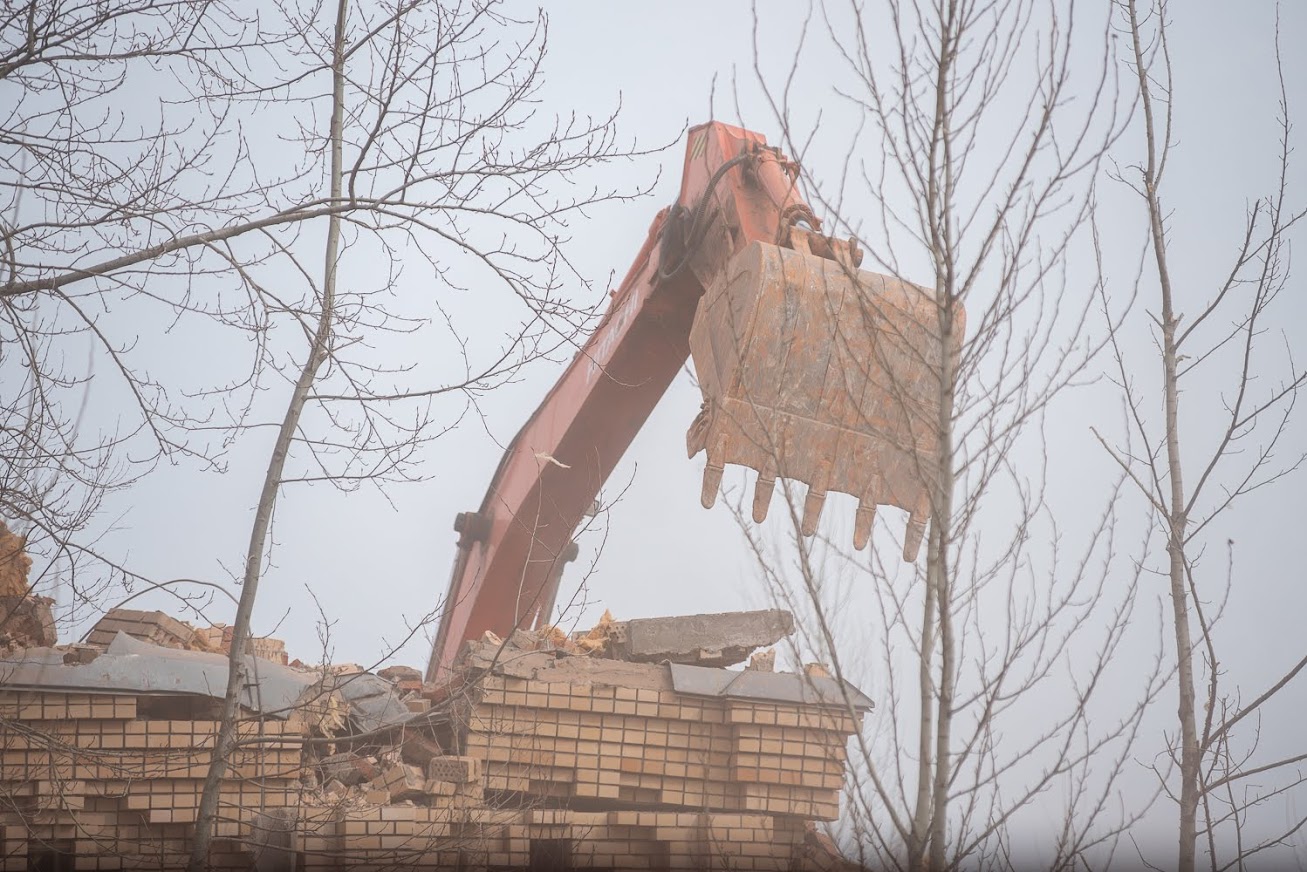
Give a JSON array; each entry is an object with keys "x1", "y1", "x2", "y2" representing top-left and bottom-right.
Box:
[{"x1": 686, "y1": 238, "x2": 963, "y2": 561}]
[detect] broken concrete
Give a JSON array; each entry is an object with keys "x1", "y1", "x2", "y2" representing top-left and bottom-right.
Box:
[
  {"x1": 460, "y1": 634, "x2": 669, "y2": 688},
  {"x1": 613, "y1": 608, "x2": 796, "y2": 667}
]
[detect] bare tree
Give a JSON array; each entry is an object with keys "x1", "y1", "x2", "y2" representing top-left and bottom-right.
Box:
[
  {"x1": 0, "y1": 0, "x2": 280, "y2": 630},
  {"x1": 173, "y1": 0, "x2": 658, "y2": 865},
  {"x1": 1, "y1": 0, "x2": 649, "y2": 636},
  {"x1": 730, "y1": 2, "x2": 1167, "y2": 869},
  {"x1": 3, "y1": 1, "x2": 653, "y2": 865},
  {"x1": 1105, "y1": 3, "x2": 1307, "y2": 870}
]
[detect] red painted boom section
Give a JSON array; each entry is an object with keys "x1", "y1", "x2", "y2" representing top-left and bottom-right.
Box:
[{"x1": 427, "y1": 122, "x2": 815, "y2": 680}]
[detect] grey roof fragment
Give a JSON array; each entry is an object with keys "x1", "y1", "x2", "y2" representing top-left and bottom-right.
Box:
[
  {"x1": 668, "y1": 662, "x2": 873, "y2": 711},
  {"x1": 0, "y1": 632, "x2": 413, "y2": 730}
]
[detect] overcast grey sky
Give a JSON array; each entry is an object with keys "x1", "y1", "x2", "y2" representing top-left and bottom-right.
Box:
[
  {"x1": 78, "y1": 0, "x2": 1300, "y2": 668},
  {"x1": 12, "y1": 0, "x2": 1304, "y2": 863}
]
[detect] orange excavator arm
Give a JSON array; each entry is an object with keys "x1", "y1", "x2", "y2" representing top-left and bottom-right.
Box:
[{"x1": 427, "y1": 122, "x2": 961, "y2": 681}]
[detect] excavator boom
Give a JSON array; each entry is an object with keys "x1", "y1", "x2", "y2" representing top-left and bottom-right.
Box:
[{"x1": 427, "y1": 122, "x2": 962, "y2": 681}]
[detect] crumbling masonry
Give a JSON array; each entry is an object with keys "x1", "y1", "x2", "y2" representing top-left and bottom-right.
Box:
[{"x1": 1, "y1": 541, "x2": 870, "y2": 870}]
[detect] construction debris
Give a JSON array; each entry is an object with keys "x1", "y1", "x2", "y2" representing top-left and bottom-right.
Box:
[
  {"x1": 192, "y1": 622, "x2": 289, "y2": 664},
  {"x1": 0, "y1": 521, "x2": 56, "y2": 650},
  {"x1": 516, "y1": 608, "x2": 796, "y2": 668},
  {"x1": 609, "y1": 608, "x2": 796, "y2": 667},
  {"x1": 572, "y1": 608, "x2": 616, "y2": 653},
  {"x1": 378, "y1": 664, "x2": 424, "y2": 693},
  {"x1": 748, "y1": 648, "x2": 777, "y2": 672},
  {"x1": 318, "y1": 751, "x2": 377, "y2": 786},
  {"x1": 0, "y1": 606, "x2": 870, "y2": 869},
  {"x1": 86, "y1": 607, "x2": 196, "y2": 649},
  {"x1": 0, "y1": 593, "x2": 56, "y2": 650},
  {"x1": 78, "y1": 606, "x2": 293, "y2": 665}
]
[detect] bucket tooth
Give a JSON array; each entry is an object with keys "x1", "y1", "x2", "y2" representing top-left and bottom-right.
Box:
[
  {"x1": 752, "y1": 474, "x2": 776, "y2": 523},
  {"x1": 801, "y1": 488, "x2": 827, "y2": 537},
  {"x1": 853, "y1": 499, "x2": 877, "y2": 551},
  {"x1": 903, "y1": 512, "x2": 927, "y2": 562},
  {"x1": 700, "y1": 464, "x2": 724, "y2": 509}
]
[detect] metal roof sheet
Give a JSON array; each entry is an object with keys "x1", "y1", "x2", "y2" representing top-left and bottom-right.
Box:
[
  {"x1": 0, "y1": 632, "x2": 412, "y2": 730},
  {"x1": 668, "y1": 663, "x2": 873, "y2": 711}
]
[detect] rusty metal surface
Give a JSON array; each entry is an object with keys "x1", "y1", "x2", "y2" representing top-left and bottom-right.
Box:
[{"x1": 687, "y1": 240, "x2": 963, "y2": 560}]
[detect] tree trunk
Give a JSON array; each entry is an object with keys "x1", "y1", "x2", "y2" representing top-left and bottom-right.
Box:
[
  {"x1": 909, "y1": 572, "x2": 937, "y2": 872},
  {"x1": 922, "y1": 4, "x2": 960, "y2": 867},
  {"x1": 926, "y1": 282, "x2": 959, "y2": 872},
  {"x1": 1126, "y1": 3, "x2": 1198, "y2": 869},
  {"x1": 185, "y1": 1, "x2": 348, "y2": 868}
]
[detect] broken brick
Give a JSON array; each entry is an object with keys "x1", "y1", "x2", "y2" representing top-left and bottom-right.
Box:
[
  {"x1": 318, "y1": 752, "x2": 376, "y2": 786},
  {"x1": 378, "y1": 664, "x2": 423, "y2": 693},
  {"x1": 87, "y1": 608, "x2": 194, "y2": 649},
  {"x1": 373, "y1": 762, "x2": 426, "y2": 801},
  {"x1": 398, "y1": 733, "x2": 443, "y2": 768}
]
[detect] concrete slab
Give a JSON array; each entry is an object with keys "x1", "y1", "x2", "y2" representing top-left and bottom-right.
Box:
[{"x1": 615, "y1": 609, "x2": 795, "y2": 667}]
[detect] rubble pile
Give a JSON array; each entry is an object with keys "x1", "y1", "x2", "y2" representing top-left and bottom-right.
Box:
[
  {"x1": 0, "y1": 603, "x2": 870, "y2": 870},
  {"x1": 79, "y1": 607, "x2": 290, "y2": 665},
  {"x1": 84, "y1": 608, "x2": 200, "y2": 651},
  {"x1": 460, "y1": 628, "x2": 856, "y2": 820}
]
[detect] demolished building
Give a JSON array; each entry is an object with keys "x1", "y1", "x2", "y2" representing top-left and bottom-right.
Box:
[{"x1": 1, "y1": 601, "x2": 872, "y2": 870}]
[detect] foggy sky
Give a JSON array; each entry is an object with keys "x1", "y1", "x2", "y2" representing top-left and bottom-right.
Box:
[
  {"x1": 77, "y1": 0, "x2": 1302, "y2": 676},
  {"x1": 27, "y1": 1, "x2": 1307, "y2": 864}
]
